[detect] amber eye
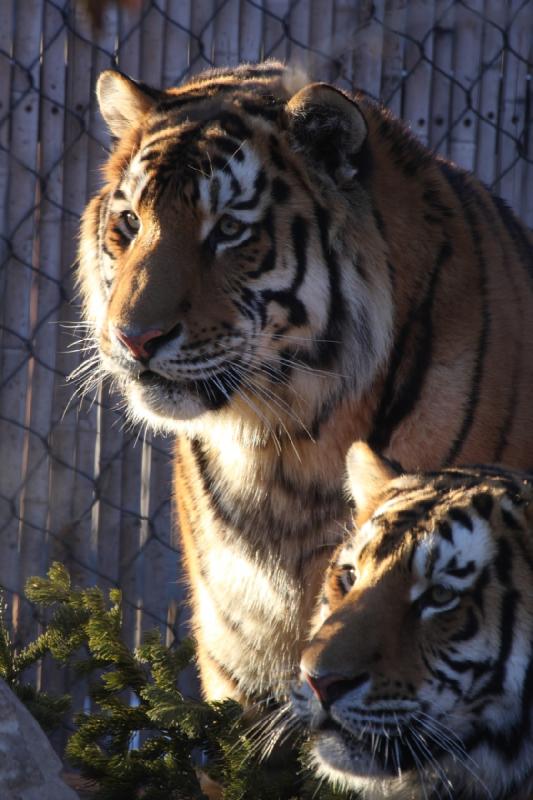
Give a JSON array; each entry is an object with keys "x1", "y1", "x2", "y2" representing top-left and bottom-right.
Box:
[
  {"x1": 216, "y1": 214, "x2": 244, "y2": 239},
  {"x1": 425, "y1": 585, "x2": 457, "y2": 608},
  {"x1": 121, "y1": 210, "x2": 140, "y2": 236},
  {"x1": 338, "y1": 564, "x2": 357, "y2": 594}
]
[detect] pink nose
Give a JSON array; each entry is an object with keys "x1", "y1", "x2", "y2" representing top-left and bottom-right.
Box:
[
  {"x1": 302, "y1": 670, "x2": 370, "y2": 708},
  {"x1": 113, "y1": 327, "x2": 164, "y2": 361}
]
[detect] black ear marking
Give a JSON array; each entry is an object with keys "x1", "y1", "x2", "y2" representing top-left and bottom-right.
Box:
[{"x1": 285, "y1": 82, "x2": 368, "y2": 187}]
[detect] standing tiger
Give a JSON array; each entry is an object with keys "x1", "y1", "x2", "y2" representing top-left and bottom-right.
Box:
[
  {"x1": 78, "y1": 61, "x2": 533, "y2": 704},
  {"x1": 291, "y1": 443, "x2": 533, "y2": 800}
]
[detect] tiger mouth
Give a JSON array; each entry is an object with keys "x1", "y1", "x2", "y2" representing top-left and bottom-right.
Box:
[
  {"x1": 315, "y1": 716, "x2": 431, "y2": 776},
  {"x1": 134, "y1": 366, "x2": 243, "y2": 411},
  {"x1": 138, "y1": 365, "x2": 239, "y2": 389}
]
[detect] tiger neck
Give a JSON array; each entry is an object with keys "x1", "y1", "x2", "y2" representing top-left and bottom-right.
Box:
[{"x1": 181, "y1": 386, "x2": 376, "y2": 562}]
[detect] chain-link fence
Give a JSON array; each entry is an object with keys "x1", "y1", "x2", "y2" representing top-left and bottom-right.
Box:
[{"x1": 1, "y1": 0, "x2": 532, "y2": 729}]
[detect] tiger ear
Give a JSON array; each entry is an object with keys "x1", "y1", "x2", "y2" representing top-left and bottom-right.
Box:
[
  {"x1": 346, "y1": 442, "x2": 400, "y2": 523},
  {"x1": 97, "y1": 71, "x2": 161, "y2": 138},
  {"x1": 285, "y1": 83, "x2": 367, "y2": 186}
]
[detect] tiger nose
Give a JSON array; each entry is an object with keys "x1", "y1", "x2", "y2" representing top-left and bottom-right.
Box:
[
  {"x1": 113, "y1": 327, "x2": 164, "y2": 361},
  {"x1": 302, "y1": 670, "x2": 370, "y2": 709}
]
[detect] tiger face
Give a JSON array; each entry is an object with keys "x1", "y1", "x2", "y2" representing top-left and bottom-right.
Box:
[
  {"x1": 291, "y1": 443, "x2": 533, "y2": 799},
  {"x1": 79, "y1": 62, "x2": 392, "y2": 434}
]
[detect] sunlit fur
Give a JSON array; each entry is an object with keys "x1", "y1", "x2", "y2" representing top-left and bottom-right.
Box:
[
  {"x1": 291, "y1": 444, "x2": 533, "y2": 800},
  {"x1": 78, "y1": 61, "x2": 533, "y2": 703}
]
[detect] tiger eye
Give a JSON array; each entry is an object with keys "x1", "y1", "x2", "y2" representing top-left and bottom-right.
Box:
[
  {"x1": 428, "y1": 584, "x2": 456, "y2": 606},
  {"x1": 218, "y1": 215, "x2": 243, "y2": 238},
  {"x1": 338, "y1": 564, "x2": 356, "y2": 594},
  {"x1": 122, "y1": 210, "x2": 140, "y2": 234}
]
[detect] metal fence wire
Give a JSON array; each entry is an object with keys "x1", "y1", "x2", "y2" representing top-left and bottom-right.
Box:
[{"x1": 0, "y1": 0, "x2": 532, "y2": 718}]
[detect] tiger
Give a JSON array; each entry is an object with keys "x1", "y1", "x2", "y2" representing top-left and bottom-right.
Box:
[
  {"x1": 291, "y1": 442, "x2": 533, "y2": 800},
  {"x1": 78, "y1": 60, "x2": 533, "y2": 705}
]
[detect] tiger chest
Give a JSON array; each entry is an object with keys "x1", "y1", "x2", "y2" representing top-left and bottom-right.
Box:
[{"x1": 175, "y1": 433, "x2": 348, "y2": 698}]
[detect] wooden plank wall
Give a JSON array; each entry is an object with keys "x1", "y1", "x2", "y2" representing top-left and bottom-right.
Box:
[{"x1": 0, "y1": 0, "x2": 531, "y2": 725}]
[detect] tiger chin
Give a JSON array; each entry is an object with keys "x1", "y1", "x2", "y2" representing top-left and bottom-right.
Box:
[{"x1": 291, "y1": 443, "x2": 533, "y2": 800}]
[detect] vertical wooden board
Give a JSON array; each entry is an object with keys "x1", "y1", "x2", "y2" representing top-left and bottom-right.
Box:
[
  {"x1": 380, "y1": 0, "x2": 408, "y2": 114},
  {"x1": 524, "y1": 32, "x2": 533, "y2": 227},
  {"x1": 352, "y1": 0, "x2": 385, "y2": 100},
  {"x1": 145, "y1": 437, "x2": 174, "y2": 638},
  {"x1": 213, "y1": 0, "x2": 240, "y2": 66},
  {"x1": 428, "y1": 0, "x2": 454, "y2": 158},
  {"x1": 402, "y1": 0, "x2": 436, "y2": 147},
  {"x1": 73, "y1": 7, "x2": 116, "y2": 599},
  {"x1": 0, "y1": 0, "x2": 14, "y2": 300},
  {"x1": 20, "y1": 0, "x2": 68, "y2": 664},
  {"x1": 47, "y1": 0, "x2": 94, "y2": 593},
  {"x1": 332, "y1": 0, "x2": 359, "y2": 92},
  {"x1": 87, "y1": 4, "x2": 116, "y2": 199},
  {"x1": 132, "y1": 434, "x2": 152, "y2": 643},
  {"x1": 449, "y1": 0, "x2": 484, "y2": 172},
  {"x1": 238, "y1": 0, "x2": 264, "y2": 64},
  {"x1": 119, "y1": 434, "x2": 143, "y2": 653},
  {"x1": 95, "y1": 393, "x2": 123, "y2": 595},
  {"x1": 117, "y1": 4, "x2": 142, "y2": 79},
  {"x1": 287, "y1": 0, "x2": 310, "y2": 75},
  {"x1": 163, "y1": 0, "x2": 192, "y2": 85},
  {"x1": 86, "y1": 5, "x2": 124, "y2": 603},
  {"x1": 0, "y1": 0, "x2": 15, "y2": 618},
  {"x1": 140, "y1": 0, "x2": 166, "y2": 86},
  {"x1": 475, "y1": 0, "x2": 507, "y2": 186},
  {"x1": 189, "y1": 0, "x2": 216, "y2": 76},
  {"x1": 309, "y1": 0, "x2": 336, "y2": 82},
  {"x1": 497, "y1": 0, "x2": 531, "y2": 213},
  {"x1": 0, "y1": 0, "x2": 43, "y2": 628},
  {"x1": 263, "y1": 0, "x2": 290, "y2": 61}
]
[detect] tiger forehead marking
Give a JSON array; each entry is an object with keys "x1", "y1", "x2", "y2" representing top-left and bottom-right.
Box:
[{"x1": 293, "y1": 451, "x2": 533, "y2": 799}]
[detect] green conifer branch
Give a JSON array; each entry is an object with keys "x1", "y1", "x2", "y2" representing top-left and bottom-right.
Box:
[{"x1": 0, "y1": 563, "x2": 354, "y2": 799}]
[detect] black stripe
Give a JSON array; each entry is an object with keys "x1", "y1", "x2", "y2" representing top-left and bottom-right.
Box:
[
  {"x1": 269, "y1": 134, "x2": 286, "y2": 171},
  {"x1": 302, "y1": 203, "x2": 344, "y2": 369},
  {"x1": 261, "y1": 290, "x2": 308, "y2": 326},
  {"x1": 240, "y1": 98, "x2": 281, "y2": 122},
  {"x1": 246, "y1": 208, "x2": 276, "y2": 280},
  {"x1": 494, "y1": 538, "x2": 513, "y2": 584},
  {"x1": 449, "y1": 607, "x2": 479, "y2": 642},
  {"x1": 471, "y1": 492, "x2": 494, "y2": 520},
  {"x1": 501, "y1": 507, "x2": 523, "y2": 531},
  {"x1": 272, "y1": 176, "x2": 290, "y2": 203},
  {"x1": 448, "y1": 507, "x2": 473, "y2": 530},
  {"x1": 369, "y1": 240, "x2": 452, "y2": 451},
  {"x1": 291, "y1": 215, "x2": 308, "y2": 290},
  {"x1": 437, "y1": 648, "x2": 492, "y2": 677},
  {"x1": 474, "y1": 192, "x2": 524, "y2": 462},
  {"x1": 441, "y1": 166, "x2": 490, "y2": 466},
  {"x1": 421, "y1": 652, "x2": 462, "y2": 695},
  {"x1": 470, "y1": 566, "x2": 490, "y2": 613},
  {"x1": 232, "y1": 169, "x2": 267, "y2": 211},
  {"x1": 492, "y1": 194, "x2": 533, "y2": 285},
  {"x1": 211, "y1": 135, "x2": 243, "y2": 159}
]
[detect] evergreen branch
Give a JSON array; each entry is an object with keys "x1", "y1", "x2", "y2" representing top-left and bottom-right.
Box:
[{"x1": 0, "y1": 563, "x2": 356, "y2": 799}]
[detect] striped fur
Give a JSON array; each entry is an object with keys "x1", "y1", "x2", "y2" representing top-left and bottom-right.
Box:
[
  {"x1": 78, "y1": 61, "x2": 533, "y2": 703},
  {"x1": 291, "y1": 443, "x2": 533, "y2": 800}
]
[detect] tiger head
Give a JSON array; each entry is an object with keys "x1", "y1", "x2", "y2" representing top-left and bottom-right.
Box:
[
  {"x1": 78, "y1": 62, "x2": 393, "y2": 436},
  {"x1": 291, "y1": 443, "x2": 533, "y2": 799}
]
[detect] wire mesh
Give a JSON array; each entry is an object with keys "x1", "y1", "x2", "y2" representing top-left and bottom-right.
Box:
[{"x1": 0, "y1": 0, "x2": 532, "y2": 721}]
